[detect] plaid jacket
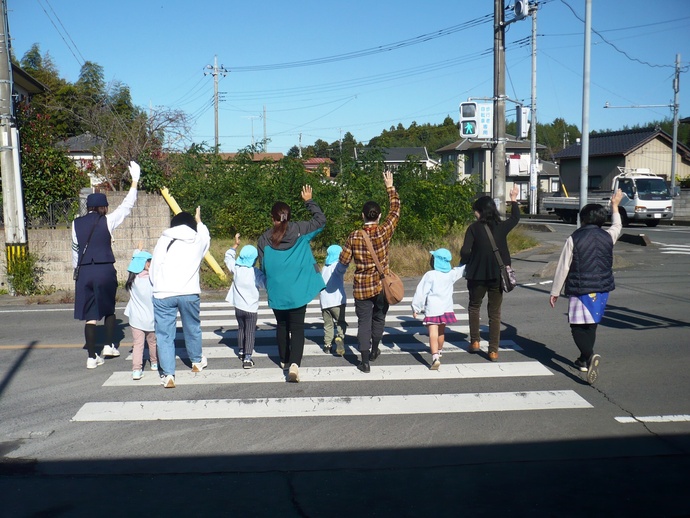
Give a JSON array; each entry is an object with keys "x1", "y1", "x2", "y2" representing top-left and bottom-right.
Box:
[{"x1": 339, "y1": 186, "x2": 401, "y2": 300}]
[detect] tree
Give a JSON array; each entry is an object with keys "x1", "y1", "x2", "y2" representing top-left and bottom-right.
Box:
[{"x1": 16, "y1": 103, "x2": 89, "y2": 221}]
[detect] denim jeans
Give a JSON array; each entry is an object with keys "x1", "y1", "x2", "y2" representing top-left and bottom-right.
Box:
[{"x1": 154, "y1": 294, "x2": 203, "y2": 376}]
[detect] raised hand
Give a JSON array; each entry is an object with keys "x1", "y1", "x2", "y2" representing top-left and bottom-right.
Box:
[{"x1": 301, "y1": 185, "x2": 313, "y2": 202}]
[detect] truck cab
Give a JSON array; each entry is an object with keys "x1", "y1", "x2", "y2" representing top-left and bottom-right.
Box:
[{"x1": 612, "y1": 168, "x2": 673, "y2": 227}]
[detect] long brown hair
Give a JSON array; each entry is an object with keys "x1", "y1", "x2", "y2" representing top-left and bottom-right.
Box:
[{"x1": 270, "y1": 201, "x2": 291, "y2": 247}]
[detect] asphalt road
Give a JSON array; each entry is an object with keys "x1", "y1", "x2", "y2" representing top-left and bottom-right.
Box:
[{"x1": 1, "y1": 221, "x2": 689, "y2": 517}]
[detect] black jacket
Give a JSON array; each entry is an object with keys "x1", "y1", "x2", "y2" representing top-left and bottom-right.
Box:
[{"x1": 460, "y1": 201, "x2": 520, "y2": 281}]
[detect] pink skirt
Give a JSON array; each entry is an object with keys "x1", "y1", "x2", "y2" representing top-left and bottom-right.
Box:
[{"x1": 423, "y1": 312, "x2": 457, "y2": 325}]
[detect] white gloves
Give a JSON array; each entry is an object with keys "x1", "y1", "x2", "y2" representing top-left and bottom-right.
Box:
[{"x1": 128, "y1": 161, "x2": 141, "y2": 183}]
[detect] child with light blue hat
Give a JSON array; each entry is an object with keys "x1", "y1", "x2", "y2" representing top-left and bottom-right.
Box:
[
  {"x1": 411, "y1": 248, "x2": 466, "y2": 370},
  {"x1": 124, "y1": 246, "x2": 158, "y2": 380},
  {"x1": 319, "y1": 244, "x2": 349, "y2": 355},
  {"x1": 225, "y1": 233, "x2": 267, "y2": 368}
]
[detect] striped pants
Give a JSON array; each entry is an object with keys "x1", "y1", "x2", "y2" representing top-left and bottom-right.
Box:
[{"x1": 236, "y1": 308, "x2": 258, "y2": 356}]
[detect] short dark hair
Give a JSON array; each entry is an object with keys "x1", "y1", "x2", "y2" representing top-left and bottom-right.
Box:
[
  {"x1": 171, "y1": 211, "x2": 197, "y2": 231},
  {"x1": 579, "y1": 203, "x2": 607, "y2": 227}
]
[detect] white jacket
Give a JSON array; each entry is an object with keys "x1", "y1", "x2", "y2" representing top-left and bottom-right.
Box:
[
  {"x1": 124, "y1": 271, "x2": 155, "y2": 331},
  {"x1": 224, "y1": 248, "x2": 266, "y2": 313},
  {"x1": 319, "y1": 262, "x2": 347, "y2": 310},
  {"x1": 150, "y1": 222, "x2": 210, "y2": 299},
  {"x1": 411, "y1": 266, "x2": 465, "y2": 317}
]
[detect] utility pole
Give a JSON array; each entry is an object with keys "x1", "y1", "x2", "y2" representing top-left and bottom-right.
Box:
[
  {"x1": 603, "y1": 53, "x2": 681, "y2": 194},
  {"x1": 0, "y1": 0, "x2": 28, "y2": 281},
  {"x1": 492, "y1": 0, "x2": 506, "y2": 210},
  {"x1": 671, "y1": 53, "x2": 681, "y2": 195},
  {"x1": 204, "y1": 55, "x2": 228, "y2": 152},
  {"x1": 579, "y1": 0, "x2": 592, "y2": 223},
  {"x1": 529, "y1": 2, "x2": 538, "y2": 215}
]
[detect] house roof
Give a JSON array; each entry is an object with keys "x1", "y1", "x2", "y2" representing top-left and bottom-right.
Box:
[
  {"x1": 553, "y1": 127, "x2": 690, "y2": 160},
  {"x1": 55, "y1": 132, "x2": 103, "y2": 152},
  {"x1": 11, "y1": 63, "x2": 47, "y2": 95},
  {"x1": 304, "y1": 157, "x2": 333, "y2": 165},
  {"x1": 436, "y1": 135, "x2": 546, "y2": 154},
  {"x1": 219, "y1": 152, "x2": 284, "y2": 161},
  {"x1": 355, "y1": 147, "x2": 432, "y2": 162}
]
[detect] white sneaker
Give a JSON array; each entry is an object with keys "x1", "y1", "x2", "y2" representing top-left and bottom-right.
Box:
[
  {"x1": 102, "y1": 345, "x2": 120, "y2": 358},
  {"x1": 150, "y1": 363, "x2": 158, "y2": 371},
  {"x1": 287, "y1": 363, "x2": 300, "y2": 383},
  {"x1": 191, "y1": 355, "x2": 208, "y2": 372},
  {"x1": 161, "y1": 374, "x2": 175, "y2": 388},
  {"x1": 86, "y1": 355, "x2": 104, "y2": 369},
  {"x1": 132, "y1": 370, "x2": 143, "y2": 380}
]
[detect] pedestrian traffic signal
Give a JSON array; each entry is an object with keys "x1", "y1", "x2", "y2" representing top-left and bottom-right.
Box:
[{"x1": 459, "y1": 102, "x2": 478, "y2": 139}]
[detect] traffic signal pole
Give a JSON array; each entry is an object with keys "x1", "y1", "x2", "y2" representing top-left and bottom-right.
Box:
[{"x1": 493, "y1": 0, "x2": 506, "y2": 211}]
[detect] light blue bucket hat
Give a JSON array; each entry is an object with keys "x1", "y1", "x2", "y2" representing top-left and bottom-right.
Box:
[
  {"x1": 430, "y1": 248, "x2": 452, "y2": 273},
  {"x1": 325, "y1": 244, "x2": 343, "y2": 266},
  {"x1": 236, "y1": 245, "x2": 258, "y2": 267},
  {"x1": 127, "y1": 250, "x2": 152, "y2": 274}
]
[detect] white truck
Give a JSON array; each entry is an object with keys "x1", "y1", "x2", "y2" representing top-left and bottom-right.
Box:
[{"x1": 542, "y1": 168, "x2": 674, "y2": 227}]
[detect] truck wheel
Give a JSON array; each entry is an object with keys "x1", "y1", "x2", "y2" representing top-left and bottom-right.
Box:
[
  {"x1": 645, "y1": 220, "x2": 659, "y2": 227},
  {"x1": 619, "y1": 210, "x2": 629, "y2": 227}
]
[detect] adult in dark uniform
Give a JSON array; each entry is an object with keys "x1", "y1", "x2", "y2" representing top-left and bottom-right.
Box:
[{"x1": 72, "y1": 161, "x2": 140, "y2": 369}]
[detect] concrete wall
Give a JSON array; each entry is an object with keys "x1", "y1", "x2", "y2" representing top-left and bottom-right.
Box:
[{"x1": 1, "y1": 192, "x2": 171, "y2": 292}]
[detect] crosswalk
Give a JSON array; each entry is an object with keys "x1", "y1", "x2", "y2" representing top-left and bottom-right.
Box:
[{"x1": 71, "y1": 296, "x2": 593, "y2": 422}]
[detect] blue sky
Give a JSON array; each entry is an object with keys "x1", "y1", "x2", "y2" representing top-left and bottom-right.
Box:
[{"x1": 8, "y1": 0, "x2": 690, "y2": 155}]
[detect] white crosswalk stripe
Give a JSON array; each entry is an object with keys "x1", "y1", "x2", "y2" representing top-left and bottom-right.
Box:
[
  {"x1": 72, "y1": 391, "x2": 591, "y2": 421},
  {"x1": 72, "y1": 297, "x2": 594, "y2": 422}
]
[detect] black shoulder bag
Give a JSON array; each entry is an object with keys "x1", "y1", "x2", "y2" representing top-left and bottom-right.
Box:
[{"x1": 483, "y1": 224, "x2": 516, "y2": 293}]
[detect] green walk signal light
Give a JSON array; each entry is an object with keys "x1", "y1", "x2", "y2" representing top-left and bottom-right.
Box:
[
  {"x1": 459, "y1": 101, "x2": 478, "y2": 138},
  {"x1": 462, "y1": 120, "x2": 477, "y2": 137}
]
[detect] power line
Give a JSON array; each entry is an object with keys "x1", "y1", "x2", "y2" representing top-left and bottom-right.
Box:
[
  {"x1": 227, "y1": 15, "x2": 492, "y2": 72},
  {"x1": 559, "y1": 0, "x2": 688, "y2": 70}
]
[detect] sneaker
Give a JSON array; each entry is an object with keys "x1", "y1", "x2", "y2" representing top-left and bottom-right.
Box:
[
  {"x1": 334, "y1": 336, "x2": 345, "y2": 356},
  {"x1": 438, "y1": 349, "x2": 443, "y2": 358},
  {"x1": 150, "y1": 363, "x2": 158, "y2": 371},
  {"x1": 239, "y1": 349, "x2": 245, "y2": 361},
  {"x1": 488, "y1": 351, "x2": 499, "y2": 362},
  {"x1": 430, "y1": 358, "x2": 441, "y2": 370},
  {"x1": 280, "y1": 362, "x2": 287, "y2": 370},
  {"x1": 287, "y1": 363, "x2": 300, "y2": 382},
  {"x1": 102, "y1": 345, "x2": 119, "y2": 357},
  {"x1": 86, "y1": 354, "x2": 104, "y2": 369},
  {"x1": 323, "y1": 345, "x2": 332, "y2": 354},
  {"x1": 573, "y1": 358, "x2": 588, "y2": 372},
  {"x1": 191, "y1": 355, "x2": 208, "y2": 372},
  {"x1": 469, "y1": 341, "x2": 480, "y2": 353},
  {"x1": 161, "y1": 374, "x2": 175, "y2": 388},
  {"x1": 587, "y1": 354, "x2": 601, "y2": 385},
  {"x1": 243, "y1": 358, "x2": 255, "y2": 369},
  {"x1": 132, "y1": 370, "x2": 143, "y2": 380}
]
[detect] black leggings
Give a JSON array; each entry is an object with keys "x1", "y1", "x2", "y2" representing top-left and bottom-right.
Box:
[
  {"x1": 570, "y1": 323, "x2": 598, "y2": 361},
  {"x1": 273, "y1": 305, "x2": 307, "y2": 367}
]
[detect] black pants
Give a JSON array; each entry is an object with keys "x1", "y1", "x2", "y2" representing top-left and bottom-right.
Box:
[
  {"x1": 354, "y1": 291, "x2": 389, "y2": 353},
  {"x1": 570, "y1": 323, "x2": 598, "y2": 362},
  {"x1": 273, "y1": 305, "x2": 307, "y2": 366}
]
